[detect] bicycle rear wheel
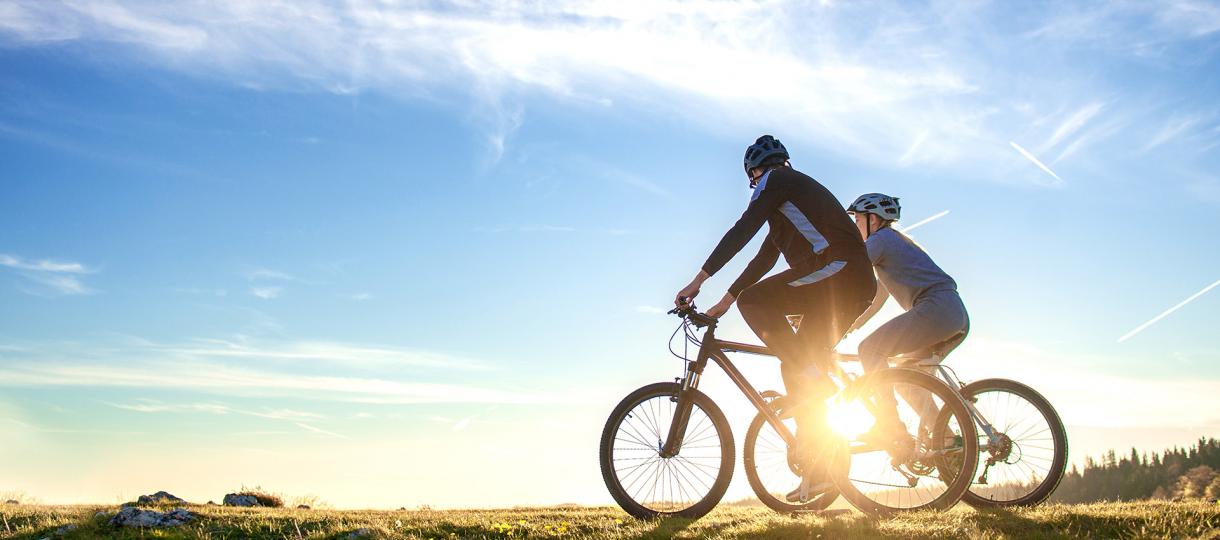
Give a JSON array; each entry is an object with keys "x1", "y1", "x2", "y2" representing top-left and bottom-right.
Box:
[
  {"x1": 599, "y1": 382, "x2": 734, "y2": 519},
  {"x1": 956, "y1": 378, "x2": 1068, "y2": 507},
  {"x1": 833, "y1": 368, "x2": 979, "y2": 515},
  {"x1": 743, "y1": 394, "x2": 839, "y2": 513}
]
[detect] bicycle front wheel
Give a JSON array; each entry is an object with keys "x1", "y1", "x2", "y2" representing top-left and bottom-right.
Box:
[
  {"x1": 599, "y1": 382, "x2": 734, "y2": 519},
  {"x1": 957, "y1": 378, "x2": 1068, "y2": 507},
  {"x1": 833, "y1": 368, "x2": 979, "y2": 515}
]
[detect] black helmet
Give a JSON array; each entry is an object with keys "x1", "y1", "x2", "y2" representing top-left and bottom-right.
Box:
[{"x1": 743, "y1": 135, "x2": 789, "y2": 176}]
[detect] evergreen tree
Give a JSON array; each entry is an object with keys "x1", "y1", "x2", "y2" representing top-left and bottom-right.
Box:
[{"x1": 1049, "y1": 437, "x2": 1220, "y2": 503}]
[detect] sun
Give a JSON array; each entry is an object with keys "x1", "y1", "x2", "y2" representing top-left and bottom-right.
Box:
[{"x1": 826, "y1": 397, "x2": 876, "y2": 439}]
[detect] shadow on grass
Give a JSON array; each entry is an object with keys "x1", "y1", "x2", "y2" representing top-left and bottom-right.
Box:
[
  {"x1": 633, "y1": 516, "x2": 696, "y2": 539},
  {"x1": 962, "y1": 505, "x2": 1219, "y2": 539}
]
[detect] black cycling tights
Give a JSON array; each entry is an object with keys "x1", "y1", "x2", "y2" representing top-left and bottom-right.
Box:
[{"x1": 736, "y1": 261, "x2": 875, "y2": 431}]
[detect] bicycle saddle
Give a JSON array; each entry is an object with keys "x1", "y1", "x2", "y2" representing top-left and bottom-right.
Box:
[{"x1": 896, "y1": 330, "x2": 968, "y2": 366}]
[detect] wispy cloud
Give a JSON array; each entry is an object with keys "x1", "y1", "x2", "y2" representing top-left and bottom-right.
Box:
[
  {"x1": 475, "y1": 225, "x2": 576, "y2": 233},
  {"x1": 245, "y1": 267, "x2": 295, "y2": 299},
  {"x1": 600, "y1": 169, "x2": 672, "y2": 199},
  {"x1": 250, "y1": 286, "x2": 282, "y2": 300},
  {"x1": 107, "y1": 401, "x2": 231, "y2": 415},
  {"x1": 1052, "y1": 116, "x2": 1127, "y2": 164},
  {"x1": 1024, "y1": 1, "x2": 1220, "y2": 51},
  {"x1": 0, "y1": 1, "x2": 982, "y2": 168},
  {"x1": 519, "y1": 225, "x2": 575, "y2": 233},
  {"x1": 0, "y1": 253, "x2": 97, "y2": 295},
  {"x1": 2, "y1": 361, "x2": 543, "y2": 405},
  {"x1": 1009, "y1": 141, "x2": 1064, "y2": 185},
  {"x1": 174, "y1": 287, "x2": 228, "y2": 297},
  {"x1": 164, "y1": 337, "x2": 492, "y2": 370},
  {"x1": 0, "y1": 254, "x2": 88, "y2": 273},
  {"x1": 1043, "y1": 102, "x2": 1105, "y2": 150},
  {"x1": 247, "y1": 268, "x2": 295, "y2": 281},
  {"x1": 106, "y1": 399, "x2": 325, "y2": 421},
  {"x1": 1143, "y1": 115, "x2": 1203, "y2": 152},
  {"x1": 2, "y1": 1, "x2": 1215, "y2": 174},
  {"x1": 294, "y1": 422, "x2": 348, "y2": 439},
  {"x1": 1118, "y1": 279, "x2": 1220, "y2": 343},
  {"x1": 0, "y1": 335, "x2": 534, "y2": 404},
  {"x1": 896, "y1": 130, "x2": 930, "y2": 167}
]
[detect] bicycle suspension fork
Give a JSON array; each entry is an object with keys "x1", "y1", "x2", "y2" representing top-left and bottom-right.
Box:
[{"x1": 659, "y1": 331, "x2": 713, "y2": 458}]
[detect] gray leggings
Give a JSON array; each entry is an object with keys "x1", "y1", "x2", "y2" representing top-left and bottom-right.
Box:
[{"x1": 859, "y1": 290, "x2": 969, "y2": 429}]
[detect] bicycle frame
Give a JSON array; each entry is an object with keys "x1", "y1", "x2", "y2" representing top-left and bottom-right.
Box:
[
  {"x1": 659, "y1": 314, "x2": 999, "y2": 459},
  {"x1": 832, "y1": 351, "x2": 1004, "y2": 448},
  {"x1": 660, "y1": 320, "x2": 797, "y2": 457}
]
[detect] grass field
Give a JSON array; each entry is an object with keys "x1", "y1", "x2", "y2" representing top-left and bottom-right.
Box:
[{"x1": 2, "y1": 501, "x2": 1218, "y2": 539}]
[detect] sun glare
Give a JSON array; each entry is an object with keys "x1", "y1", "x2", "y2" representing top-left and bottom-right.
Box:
[{"x1": 827, "y1": 398, "x2": 875, "y2": 439}]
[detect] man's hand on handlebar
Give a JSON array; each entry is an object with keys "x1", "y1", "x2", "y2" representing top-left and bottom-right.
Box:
[
  {"x1": 674, "y1": 284, "x2": 699, "y2": 307},
  {"x1": 674, "y1": 270, "x2": 711, "y2": 308},
  {"x1": 668, "y1": 298, "x2": 719, "y2": 328},
  {"x1": 705, "y1": 293, "x2": 734, "y2": 319}
]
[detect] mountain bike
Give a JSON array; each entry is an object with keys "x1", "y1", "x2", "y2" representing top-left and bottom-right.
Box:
[
  {"x1": 828, "y1": 345, "x2": 1069, "y2": 508},
  {"x1": 599, "y1": 304, "x2": 979, "y2": 519}
]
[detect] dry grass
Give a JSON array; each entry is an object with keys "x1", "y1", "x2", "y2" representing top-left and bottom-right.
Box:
[
  {"x1": 232, "y1": 489, "x2": 285, "y2": 508},
  {"x1": 0, "y1": 500, "x2": 1217, "y2": 539}
]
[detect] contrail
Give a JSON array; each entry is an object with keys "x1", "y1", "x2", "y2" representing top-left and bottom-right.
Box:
[
  {"x1": 899, "y1": 210, "x2": 950, "y2": 233},
  {"x1": 1118, "y1": 279, "x2": 1220, "y2": 343},
  {"x1": 295, "y1": 422, "x2": 349, "y2": 439},
  {"x1": 1010, "y1": 141, "x2": 1063, "y2": 184}
]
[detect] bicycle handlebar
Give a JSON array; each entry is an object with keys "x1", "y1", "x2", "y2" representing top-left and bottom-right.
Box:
[{"x1": 668, "y1": 298, "x2": 718, "y2": 328}]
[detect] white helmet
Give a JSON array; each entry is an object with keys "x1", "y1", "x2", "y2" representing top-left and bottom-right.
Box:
[{"x1": 847, "y1": 193, "x2": 901, "y2": 221}]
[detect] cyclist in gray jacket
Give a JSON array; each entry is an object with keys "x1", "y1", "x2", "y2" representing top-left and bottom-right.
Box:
[{"x1": 846, "y1": 193, "x2": 969, "y2": 438}]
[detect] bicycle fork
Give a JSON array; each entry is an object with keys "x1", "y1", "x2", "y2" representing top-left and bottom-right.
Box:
[{"x1": 660, "y1": 357, "x2": 704, "y2": 458}]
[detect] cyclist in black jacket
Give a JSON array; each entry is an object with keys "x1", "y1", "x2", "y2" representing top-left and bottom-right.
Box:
[{"x1": 675, "y1": 135, "x2": 876, "y2": 499}]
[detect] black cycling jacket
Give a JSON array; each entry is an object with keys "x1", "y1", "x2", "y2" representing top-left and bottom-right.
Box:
[{"x1": 701, "y1": 167, "x2": 868, "y2": 298}]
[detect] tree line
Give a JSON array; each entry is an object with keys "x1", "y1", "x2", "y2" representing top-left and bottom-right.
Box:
[{"x1": 1051, "y1": 437, "x2": 1220, "y2": 503}]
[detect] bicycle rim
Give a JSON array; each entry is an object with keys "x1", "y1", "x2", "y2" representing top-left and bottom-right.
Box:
[
  {"x1": 600, "y1": 383, "x2": 733, "y2": 518},
  {"x1": 958, "y1": 379, "x2": 1068, "y2": 507},
  {"x1": 835, "y1": 369, "x2": 979, "y2": 514}
]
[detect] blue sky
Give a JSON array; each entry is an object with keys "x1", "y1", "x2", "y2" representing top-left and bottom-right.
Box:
[{"x1": 2, "y1": 0, "x2": 1219, "y2": 508}]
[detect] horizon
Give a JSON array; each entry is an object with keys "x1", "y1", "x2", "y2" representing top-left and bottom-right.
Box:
[{"x1": 2, "y1": 0, "x2": 1219, "y2": 509}]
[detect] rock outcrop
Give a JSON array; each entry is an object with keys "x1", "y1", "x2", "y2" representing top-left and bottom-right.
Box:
[
  {"x1": 223, "y1": 493, "x2": 261, "y2": 507},
  {"x1": 133, "y1": 491, "x2": 186, "y2": 505},
  {"x1": 108, "y1": 507, "x2": 197, "y2": 528}
]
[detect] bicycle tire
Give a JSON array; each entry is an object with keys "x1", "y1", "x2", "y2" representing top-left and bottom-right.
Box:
[
  {"x1": 956, "y1": 378, "x2": 1068, "y2": 507},
  {"x1": 599, "y1": 382, "x2": 734, "y2": 519},
  {"x1": 833, "y1": 368, "x2": 979, "y2": 515},
  {"x1": 743, "y1": 395, "x2": 839, "y2": 513}
]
